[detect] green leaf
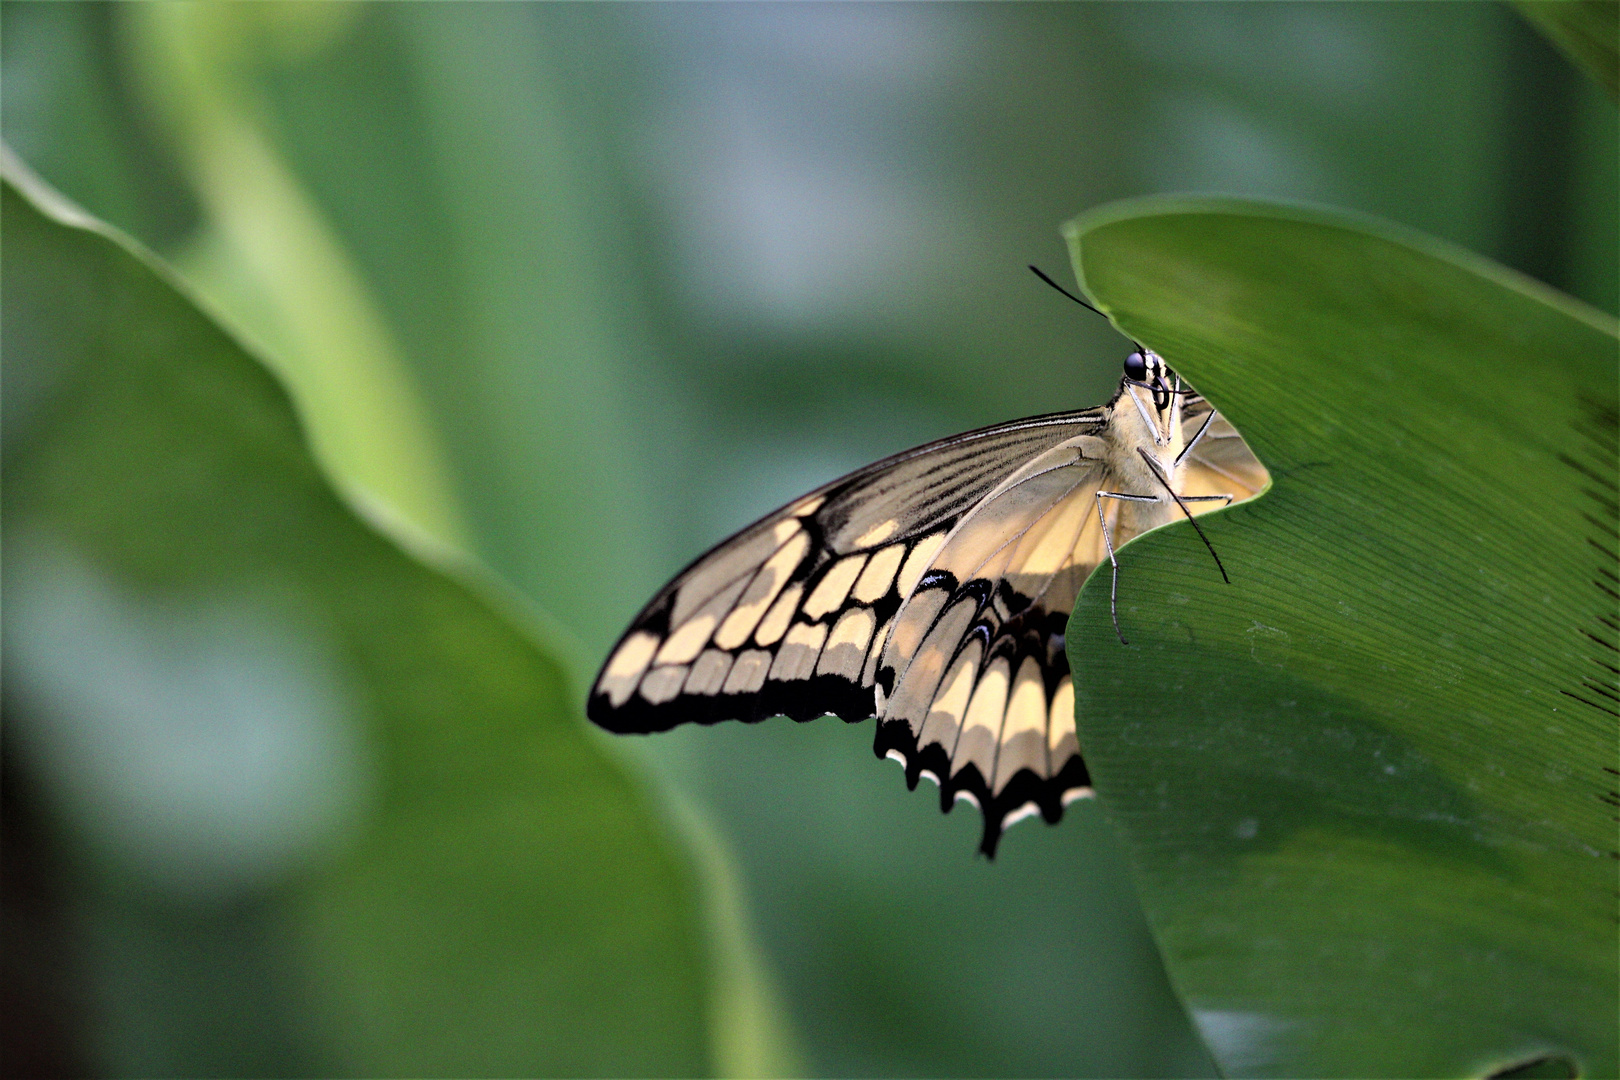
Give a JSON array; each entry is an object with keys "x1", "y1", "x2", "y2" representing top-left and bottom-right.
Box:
[
  {"x1": 1, "y1": 152, "x2": 717, "y2": 1076},
  {"x1": 1064, "y1": 197, "x2": 1618, "y2": 1078},
  {"x1": 119, "y1": 1, "x2": 472, "y2": 554},
  {"x1": 1515, "y1": 1, "x2": 1620, "y2": 100}
]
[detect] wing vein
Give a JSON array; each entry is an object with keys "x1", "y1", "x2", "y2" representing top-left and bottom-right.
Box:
[
  {"x1": 1184, "y1": 451, "x2": 1256, "y2": 492},
  {"x1": 1024, "y1": 475, "x2": 1098, "y2": 611}
]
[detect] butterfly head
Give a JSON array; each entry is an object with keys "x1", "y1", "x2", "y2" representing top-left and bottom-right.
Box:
[
  {"x1": 1115, "y1": 347, "x2": 1188, "y2": 450},
  {"x1": 1122, "y1": 349, "x2": 1177, "y2": 410}
]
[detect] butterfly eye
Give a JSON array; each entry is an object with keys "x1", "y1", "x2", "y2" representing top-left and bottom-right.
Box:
[{"x1": 1123, "y1": 351, "x2": 1148, "y2": 383}]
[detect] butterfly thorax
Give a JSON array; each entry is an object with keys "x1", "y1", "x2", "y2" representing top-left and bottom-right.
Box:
[{"x1": 1094, "y1": 374, "x2": 1187, "y2": 531}]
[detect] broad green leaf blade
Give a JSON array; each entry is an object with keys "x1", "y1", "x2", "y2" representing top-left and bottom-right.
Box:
[
  {"x1": 1064, "y1": 198, "x2": 1618, "y2": 1079},
  {"x1": 1515, "y1": 1, "x2": 1620, "y2": 100},
  {"x1": 2, "y1": 155, "x2": 716, "y2": 1076}
]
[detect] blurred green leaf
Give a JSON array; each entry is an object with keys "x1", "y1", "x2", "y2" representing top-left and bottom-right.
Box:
[
  {"x1": 1, "y1": 153, "x2": 719, "y2": 1076},
  {"x1": 1515, "y1": 1, "x2": 1620, "y2": 99},
  {"x1": 118, "y1": 1, "x2": 469, "y2": 552},
  {"x1": 1065, "y1": 198, "x2": 1617, "y2": 1077}
]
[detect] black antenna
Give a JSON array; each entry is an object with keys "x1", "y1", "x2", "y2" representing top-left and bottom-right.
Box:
[
  {"x1": 1031, "y1": 264, "x2": 1153, "y2": 357},
  {"x1": 1029, "y1": 265, "x2": 1106, "y2": 319}
]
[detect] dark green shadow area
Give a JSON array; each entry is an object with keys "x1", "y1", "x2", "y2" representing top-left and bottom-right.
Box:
[
  {"x1": 1515, "y1": 0, "x2": 1619, "y2": 99},
  {"x1": 2, "y1": 158, "x2": 714, "y2": 1077},
  {"x1": 1064, "y1": 198, "x2": 1618, "y2": 1078}
]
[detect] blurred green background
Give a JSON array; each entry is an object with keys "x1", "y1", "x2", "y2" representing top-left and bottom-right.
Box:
[{"x1": 3, "y1": 3, "x2": 1614, "y2": 1077}]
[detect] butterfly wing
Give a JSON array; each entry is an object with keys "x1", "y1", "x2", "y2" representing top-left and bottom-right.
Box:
[
  {"x1": 588, "y1": 409, "x2": 1113, "y2": 853},
  {"x1": 1179, "y1": 395, "x2": 1270, "y2": 505},
  {"x1": 872, "y1": 439, "x2": 1113, "y2": 854}
]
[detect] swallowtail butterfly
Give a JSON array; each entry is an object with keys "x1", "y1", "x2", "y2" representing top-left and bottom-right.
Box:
[{"x1": 589, "y1": 345, "x2": 1266, "y2": 855}]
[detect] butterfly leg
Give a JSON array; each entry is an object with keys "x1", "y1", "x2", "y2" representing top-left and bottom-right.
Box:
[
  {"x1": 1175, "y1": 409, "x2": 1217, "y2": 468},
  {"x1": 1136, "y1": 448, "x2": 1231, "y2": 583},
  {"x1": 1097, "y1": 490, "x2": 1158, "y2": 645}
]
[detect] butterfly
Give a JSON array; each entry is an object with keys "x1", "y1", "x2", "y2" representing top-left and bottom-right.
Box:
[{"x1": 588, "y1": 345, "x2": 1267, "y2": 856}]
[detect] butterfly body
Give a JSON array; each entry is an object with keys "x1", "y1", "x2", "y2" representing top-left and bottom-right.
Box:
[
  {"x1": 1087, "y1": 386, "x2": 1186, "y2": 528},
  {"x1": 590, "y1": 351, "x2": 1266, "y2": 855}
]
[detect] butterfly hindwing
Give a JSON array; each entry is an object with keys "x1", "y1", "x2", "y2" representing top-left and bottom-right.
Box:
[
  {"x1": 873, "y1": 438, "x2": 1110, "y2": 852},
  {"x1": 1180, "y1": 395, "x2": 1269, "y2": 505}
]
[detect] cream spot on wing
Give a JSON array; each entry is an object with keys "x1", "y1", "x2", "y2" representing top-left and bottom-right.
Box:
[
  {"x1": 684, "y1": 649, "x2": 733, "y2": 696},
  {"x1": 1007, "y1": 658, "x2": 1048, "y2": 736},
  {"x1": 791, "y1": 495, "x2": 825, "y2": 517},
  {"x1": 953, "y1": 789, "x2": 980, "y2": 809},
  {"x1": 600, "y1": 631, "x2": 659, "y2": 705},
  {"x1": 769, "y1": 621, "x2": 828, "y2": 681},
  {"x1": 918, "y1": 769, "x2": 941, "y2": 788},
  {"x1": 897, "y1": 532, "x2": 947, "y2": 596},
  {"x1": 816, "y1": 608, "x2": 876, "y2": 679},
  {"x1": 639, "y1": 664, "x2": 689, "y2": 705},
  {"x1": 714, "y1": 530, "x2": 810, "y2": 648},
  {"x1": 656, "y1": 613, "x2": 718, "y2": 665},
  {"x1": 605, "y1": 631, "x2": 660, "y2": 679},
  {"x1": 827, "y1": 607, "x2": 877, "y2": 651},
  {"x1": 953, "y1": 657, "x2": 1009, "y2": 779},
  {"x1": 916, "y1": 646, "x2": 978, "y2": 751},
  {"x1": 852, "y1": 543, "x2": 906, "y2": 603},
  {"x1": 722, "y1": 649, "x2": 771, "y2": 694},
  {"x1": 1062, "y1": 786, "x2": 1095, "y2": 806},
  {"x1": 880, "y1": 586, "x2": 948, "y2": 673},
  {"x1": 885, "y1": 748, "x2": 907, "y2": 768},
  {"x1": 1002, "y1": 801, "x2": 1041, "y2": 830},
  {"x1": 753, "y1": 584, "x2": 802, "y2": 646},
  {"x1": 1047, "y1": 676, "x2": 1077, "y2": 766},
  {"x1": 993, "y1": 657, "x2": 1049, "y2": 792},
  {"x1": 964, "y1": 658, "x2": 1010, "y2": 733},
  {"x1": 854, "y1": 518, "x2": 899, "y2": 547},
  {"x1": 803, "y1": 554, "x2": 868, "y2": 620}
]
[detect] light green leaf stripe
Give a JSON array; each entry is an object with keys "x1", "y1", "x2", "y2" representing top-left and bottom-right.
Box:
[
  {"x1": 1065, "y1": 196, "x2": 1618, "y2": 1078},
  {"x1": 120, "y1": 1, "x2": 469, "y2": 553}
]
